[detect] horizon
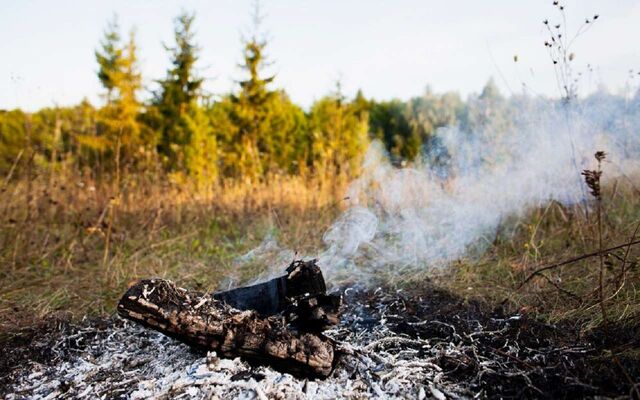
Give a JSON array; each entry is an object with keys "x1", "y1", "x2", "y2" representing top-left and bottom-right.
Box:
[{"x1": 1, "y1": 0, "x2": 639, "y2": 111}]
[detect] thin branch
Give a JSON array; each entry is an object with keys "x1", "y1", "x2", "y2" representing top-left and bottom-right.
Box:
[
  {"x1": 502, "y1": 238, "x2": 640, "y2": 305},
  {"x1": 618, "y1": 220, "x2": 640, "y2": 288},
  {"x1": 540, "y1": 272, "x2": 583, "y2": 303}
]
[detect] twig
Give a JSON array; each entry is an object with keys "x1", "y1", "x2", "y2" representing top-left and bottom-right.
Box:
[
  {"x1": 502, "y1": 238, "x2": 640, "y2": 305},
  {"x1": 618, "y1": 220, "x2": 640, "y2": 289},
  {"x1": 595, "y1": 156, "x2": 608, "y2": 329},
  {"x1": 1, "y1": 149, "x2": 24, "y2": 190},
  {"x1": 540, "y1": 273, "x2": 582, "y2": 303},
  {"x1": 487, "y1": 346, "x2": 536, "y2": 370}
]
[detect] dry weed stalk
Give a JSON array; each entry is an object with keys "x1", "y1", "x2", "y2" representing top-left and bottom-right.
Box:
[
  {"x1": 542, "y1": 2, "x2": 599, "y2": 101},
  {"x1": 582, "y1": 151, "x2": 607, "y2": 326}
]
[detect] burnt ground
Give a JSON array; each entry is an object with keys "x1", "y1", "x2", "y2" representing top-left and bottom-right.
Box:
[
  {"x1": 1, "y1": 284, "x2": 639, "y2": 399},
  {"x1": 339, "y1": 286, "x2": 640, "y2": 399}
]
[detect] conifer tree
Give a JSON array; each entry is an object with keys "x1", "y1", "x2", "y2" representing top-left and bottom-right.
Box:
[
  {"x1": 149, "y1": 12, "x2": 217, "y2": 184},
  {"x1": 95, "y1": 17, "x2": 122, "y2": 105},
  {"x1": 151, "y1": 12, "x2": 206, "y2": 170},
  {"x1": 228, "y1": 27, "x2": 275, "y2": 179},
  {"x1": 94, "y1": 19, "x2": 143, "y2": 167},
  {"x1": 219, "y1": 2, "x2": 310, "y2": 180},
  {"x1": 369, "y1": 100, "x2": 414, "y2": 162},
  {"x1": 0, "y1": 109, "x2": 29, "y2": 172},
  {"x1": 182, "y1": 105, "x2": 218, "y2": 185}
]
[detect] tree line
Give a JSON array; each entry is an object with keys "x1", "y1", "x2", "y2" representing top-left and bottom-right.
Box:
[{"x1": 0, "y1": 12, "x2": 519, "y2": 185}]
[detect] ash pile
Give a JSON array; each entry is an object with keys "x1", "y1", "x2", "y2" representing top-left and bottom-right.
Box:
[{"x1": 2, "y1": 261, "x2": 634, "y2": 399}]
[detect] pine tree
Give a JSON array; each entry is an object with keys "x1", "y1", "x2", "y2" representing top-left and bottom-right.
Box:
[
  {"x1": 228, "y1": 31, "x2": 276, "y2": 179},
  {"x1": 151, "y1": 12, "x2": 205, "y2": 170},
  {"x1": 94, "y1": 19, "x2": 143, "y2": 168},
  {"x1": 95, "y1": 17, "x2": 122, "y2": 105}
]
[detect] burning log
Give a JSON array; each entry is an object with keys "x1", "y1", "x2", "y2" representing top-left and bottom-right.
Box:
[{"x1": 117, "y1": 260, "x2": 340, "y2": 377}]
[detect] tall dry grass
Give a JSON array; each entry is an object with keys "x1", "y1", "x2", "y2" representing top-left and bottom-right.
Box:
[
  {"x1": 0, "y1": 168, "x2": 348, "y2": 331},
  {"x1": 2, "y1": 160, "x2": 639, "y2": 338},
  {"x1": 439, "y1": 176, "x2": 640, "y2": 330}
]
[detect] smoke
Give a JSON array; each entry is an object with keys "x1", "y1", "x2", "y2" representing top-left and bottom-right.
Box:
[
  {"x1": 318, "y1": 92, "x2": 640, "y2": 284},
  {"x1": 227, "y1": 91, "x2": 640, "y2": 288}
]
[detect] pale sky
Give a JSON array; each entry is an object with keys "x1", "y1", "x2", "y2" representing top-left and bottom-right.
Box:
[{"x1": 1, "y1": 0, "x2": 639, "y2": 111}]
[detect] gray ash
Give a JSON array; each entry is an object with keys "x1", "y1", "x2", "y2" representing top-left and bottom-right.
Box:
[{"x1": 1, "y1": 286, "x2": 638, "y2": 399}]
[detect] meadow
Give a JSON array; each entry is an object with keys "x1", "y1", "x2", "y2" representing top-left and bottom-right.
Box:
[{"x1": 2, "y1": 164, "x2": 639, "y2": 341}]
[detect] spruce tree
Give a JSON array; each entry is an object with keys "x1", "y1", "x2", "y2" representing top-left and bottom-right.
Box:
[
  {"x1": 152, "y1": 12, "x2": 205, "y2": 170},
  {"x1": 149, "y1": 12, "x2": 217, "y2": 184},
  {"x1": 95, "y1": 17, "x2": 122, "y2": 105},
  {"x1": 369, "y1": 100, "x2": 414, "y2": 162},
  {"x1": 221, "y1": 4, "x2": 310, "y2": 180},
  {"x1": 228, "y1": 32, "x2": 275, "y2": 179},
  {"x1": 308, "y1": 88, "x2": 369, "y2": 178},
  {"x1": 95, "y1": 19, "x2": 143, "y2": 168}
]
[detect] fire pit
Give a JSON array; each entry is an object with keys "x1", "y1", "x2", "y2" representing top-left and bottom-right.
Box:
[{"x1": 2, "y1": 263, "x2": 636, "y2": 399}]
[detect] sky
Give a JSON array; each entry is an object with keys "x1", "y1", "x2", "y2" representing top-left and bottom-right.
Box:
[{"x1": 1, "y1": 0, "x2": 639, "y2": 111}]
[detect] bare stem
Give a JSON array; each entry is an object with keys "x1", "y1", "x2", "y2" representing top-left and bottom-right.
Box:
[{"x1": 596, "y1": 157, "x2": 608, "y2": 328}]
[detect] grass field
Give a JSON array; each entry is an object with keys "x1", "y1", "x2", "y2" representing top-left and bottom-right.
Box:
[
  {"x1": 0, "y1": 172, "x2": 347, "y2": 329},
  {"x1": 1, "y1": 169, "x2": 639, "y2": 342}
]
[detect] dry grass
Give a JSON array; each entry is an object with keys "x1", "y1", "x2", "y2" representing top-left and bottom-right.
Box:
[
  {"x1": 0, "y1": 170, "x2": 347, "y2": 331},
  {"x1": 439, "y1": 179, "x2": 640, "y2": 331},
  {"x1": 2, "y1": 165, "x2": 639, "y2": 340}
]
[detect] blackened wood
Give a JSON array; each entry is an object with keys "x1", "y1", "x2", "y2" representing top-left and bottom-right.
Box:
[
  {"x1": 285, "y1": 259, "x2": 327, "y2": 298},
  {"x1": 212, "y1": 259, "x2": 327, "y2": 317},
  {"x1": 213, "y1": 275, "x2": 288, "y2": 316},
  {"x1": 117, "y1": 279, "x2": 335, "y2": 377},
  {"x1": 290, "y1": 293, "x2": 342, "y2": 331}
]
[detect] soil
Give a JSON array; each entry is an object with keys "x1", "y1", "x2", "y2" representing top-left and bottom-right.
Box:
[{"x1": 1, "y1": 284, "x2": 639, "y2": 399}]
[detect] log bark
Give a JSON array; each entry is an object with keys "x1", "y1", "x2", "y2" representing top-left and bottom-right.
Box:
[{"x1": 117, "y1": 278, "x2": 335, "y2": 377}]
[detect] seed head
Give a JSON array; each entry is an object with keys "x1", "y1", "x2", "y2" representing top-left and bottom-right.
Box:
[
  {"x1": 594, "y1": 151, "x2": 606, "y2": 162},
  {"x1": 582, "y1": 170, "x2": 602, "y2": 199}
]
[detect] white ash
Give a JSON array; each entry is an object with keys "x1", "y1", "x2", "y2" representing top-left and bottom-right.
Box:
[{"x1": 6, "y1": 299, "x2": 472, "y2": 399}]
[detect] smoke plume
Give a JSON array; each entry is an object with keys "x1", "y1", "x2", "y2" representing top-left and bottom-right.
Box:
[{"x1": 318, "y1": 92, "x2": 640, "y2": 283}]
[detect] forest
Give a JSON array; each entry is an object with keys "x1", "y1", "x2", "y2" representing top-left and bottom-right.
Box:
[{"x1": 0, "y1": 13, "x2": 556, "y2": 184}]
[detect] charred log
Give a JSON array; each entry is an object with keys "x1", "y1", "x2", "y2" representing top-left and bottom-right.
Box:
[
  {"x1": 213, "y1": 259, "x2": 341, "y2": 331},
  {"x1": 117, "y1": 278, "x2": 336, "y2": 377}
]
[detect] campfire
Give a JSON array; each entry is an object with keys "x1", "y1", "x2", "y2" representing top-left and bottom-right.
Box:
[
  {"x1": 117, "y1": 260, "x2": 341, "y2": 377},
  {"x1": 3, "y1": 261, "x2": 635, "y2": 398},
  {"x1": 2, "y1": 259, "x2": 628, "y2": 399}
]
